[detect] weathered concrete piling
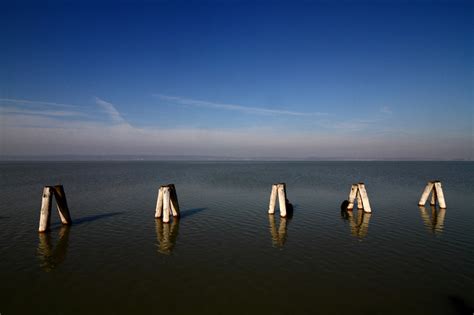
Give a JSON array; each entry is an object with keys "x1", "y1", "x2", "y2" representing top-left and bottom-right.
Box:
[
  {"x1": 347, "y1": 183, "x2": 372, "y2": 213},
  {"x1": 155, "y1": 184, "x2": 180, "y2": 223},
  {"x1": 418, "y1": 180, "x2": 446, "y2": 208},
  {"x1": 38, "y1": 185, "x2": 72, "y2": 233},
  {"x1": 268, "y1": 183, "x2": 292, "y2": 217}
]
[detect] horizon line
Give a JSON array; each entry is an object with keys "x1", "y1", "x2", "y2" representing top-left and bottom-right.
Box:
[{"x1": 0, "y1": 154, "x2": 471, "y2": 162}]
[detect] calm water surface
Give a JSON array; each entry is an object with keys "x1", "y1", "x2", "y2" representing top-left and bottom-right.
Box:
[{"x1": 0, "y1": 161, "x2": 473, "y2": 314}]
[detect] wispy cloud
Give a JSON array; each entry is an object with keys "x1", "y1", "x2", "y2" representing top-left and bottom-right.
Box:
[
  {"x1": 0, "y1": 97, "x2": 130, "y2": 126},
  {"x1": 0, "y1": 107, "x2": 86, "y2": 118},
  {"x1": 94, "y1": 97, "x2": 129, "y2": 125},
  {"x1": 0, "y1": 98, "x2": 80, "y2": 109},
  {"x1": 154, "y1": 94, "x2": 327, "y2": 117},
  {"x1": 0, "y1": 98, "x2": 88, "y2": 120},
  {"x1": 380, "y1": 106, "x2": 392, "y2": 115},
  {"x1": 321, "y1": 118, "x2": 383, "y2": 132}
]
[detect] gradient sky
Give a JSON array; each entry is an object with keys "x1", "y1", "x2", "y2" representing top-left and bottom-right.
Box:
[{"x1": 0, "y1": 0, "x2": 472, "y2": 159}]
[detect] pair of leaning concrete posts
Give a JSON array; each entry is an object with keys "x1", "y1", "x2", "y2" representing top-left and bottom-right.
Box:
[
  {"x1": 418, "y1": 180, "x2": 446, "y2": 208},
  {"x1": 347, "y1": 183, "x2": 372, "y2": 213},
  {"x1": 37, "y1": 180, "x2": 447, "y2": 231},
  {"x1": 38, "y1": 185, "x2": 72, "y2": 232},
  {"x1": 268, "y1": 183, "x2": 291, "y2": 217}
]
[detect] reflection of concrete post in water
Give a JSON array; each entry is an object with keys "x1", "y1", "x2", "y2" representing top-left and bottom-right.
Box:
[
  {"x1": 155, "y1": 219, "x2": 180, "y2": 255},
  {"x1": 37, "y1": 226, "x2": 70, "y2": 272},
  {"x1": 347, "y1": 210, "x2": 357, "y2": 236},
  {"x1": 357, "y1": 211, "x2": 371, "y2": 238},
  {"x1": 268, "y1": 214, "x2": 288, "y2": 248},
  {"x1": 344, "y1": 209, "x2": 370, "y2": 239},
  {"x1": 418, "y1": 205, "x2": 446, "y2": 234},
  {"x1": 434, "y1": 208, "x2": 446, "y2": 233},
  {"x1": 419, "y1": 206, "x2": 432, "y2": 230}
]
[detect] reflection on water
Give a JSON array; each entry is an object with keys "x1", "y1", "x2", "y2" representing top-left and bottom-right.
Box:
[
  {"x1": 419, "y1": 206, "x2": 446, "y2": 234},
  {"x1": 155, "y1": 219, "x2": 180, "y2": 255},
  {"x1": 268, "y1": 214, "x2": 288, "y2": 248},
  {"x1": 37, "y1": 226, "x2": 70, "y2": 272},
  {"x1": 341, "y1": 209, "x2": 371, "y2": 239}
]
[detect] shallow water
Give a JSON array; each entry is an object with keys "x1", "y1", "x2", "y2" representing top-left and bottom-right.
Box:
[{"x1": 0, "y1": 161, "x2": 473, "y2": 314}]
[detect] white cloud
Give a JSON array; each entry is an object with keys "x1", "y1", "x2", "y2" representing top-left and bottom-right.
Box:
[{"x1": 154, "y1": 94, "x2": 327, "y2": 117}]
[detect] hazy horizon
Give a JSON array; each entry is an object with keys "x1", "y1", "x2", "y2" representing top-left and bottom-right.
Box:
[{"x1": 0, "y1": 154, "x2": 471, "y2": 161}]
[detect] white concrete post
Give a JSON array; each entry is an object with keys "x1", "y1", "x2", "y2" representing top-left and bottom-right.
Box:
[
  {"x1": 347, "y1": 184, "x2": 358, "y2": 210},
  {"x1": 277, "y1": 183, "x2": 287, "y2": 217},
  {"x1": 162, "y1": 186, "x2": 171, "y2": 223},
  {"x1": 38, "y1": 186, "x2": 53, "y2": 232},
  {"x1": 169, "y1": 184, "x2": 180, "y2": 217},
  {"x1": 356, "y1": 190, "x2": 363, "y2": 210},
  {"x1": 358, "y1": 183, "x2": 372, "y2": 213},
  {"x1": 155, "y1": 187, "x2": 163, "y2": 218},
  {"x1": 268, "y1": 184, "x2": 278, "y2": 214},
  {"x1": 53, "y1": 185, "x2": 72, "y2": 225},
  {"x1": 430, "y1": 188, "x2": 437, "y2": 206},
  {"x1": 418, "y1": 181, "x2": 434, "y2": 206},
  {"x1": 434, "y1": 182, "x2": 447, "y2": 209}
]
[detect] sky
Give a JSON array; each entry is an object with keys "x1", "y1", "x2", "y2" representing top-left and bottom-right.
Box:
[{"x1": 0, "y1": 0, "x2": 472, "y2": 160}]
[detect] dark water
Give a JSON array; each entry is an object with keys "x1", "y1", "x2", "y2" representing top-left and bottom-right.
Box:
[{"x1": 0, "y1": 161, "x2": 473, "y2": 314}]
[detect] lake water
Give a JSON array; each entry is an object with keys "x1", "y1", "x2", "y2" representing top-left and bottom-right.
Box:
[{"x1": 0, "y1": 161, "x2": 473, "y2": 314}]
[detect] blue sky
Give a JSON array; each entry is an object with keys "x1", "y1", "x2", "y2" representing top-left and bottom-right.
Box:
[{"x1": 0, "y1": 0, "x2": 472, "y2": 159}]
